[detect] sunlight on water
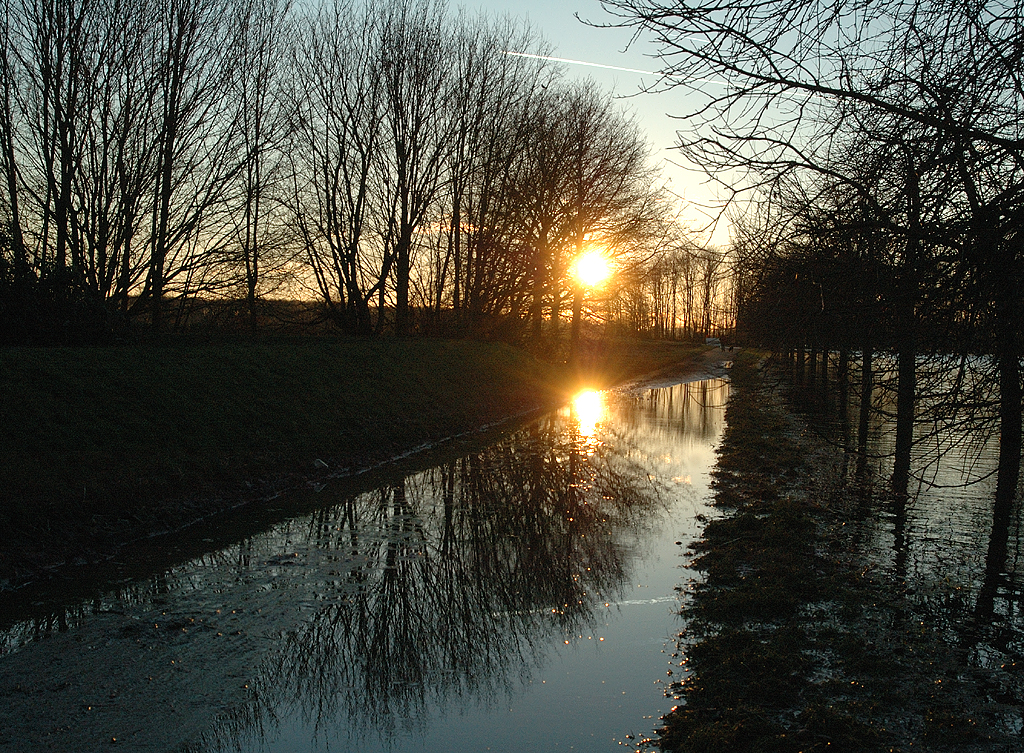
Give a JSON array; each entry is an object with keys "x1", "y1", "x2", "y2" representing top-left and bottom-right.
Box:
[
  {"x1": 572, "y1": 388, "x2": 604, "y2": 442},
  {"x1": 0, "y1": 375, "x2": 731, "y2": 753}
]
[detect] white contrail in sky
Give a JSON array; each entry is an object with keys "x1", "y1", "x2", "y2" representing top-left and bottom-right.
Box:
[{"x1": 504, "y1": 50, "x2": 654, "y2": 76}]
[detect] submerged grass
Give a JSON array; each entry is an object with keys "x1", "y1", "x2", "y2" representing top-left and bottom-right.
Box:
[
  {"x1": 0, "y1": 335, "x2": 702, "y2": 588},
  {"x1": 659, "y1": 353, "x2": 1016, "y2": 752}
]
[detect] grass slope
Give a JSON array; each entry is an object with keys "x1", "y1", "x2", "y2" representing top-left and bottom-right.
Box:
[{"x1": 0, "y1": 336, "x2": 701, "y2": 588}]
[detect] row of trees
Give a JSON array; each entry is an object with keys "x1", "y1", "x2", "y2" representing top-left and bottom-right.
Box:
[
  {"x1": 603, "y1": 0, "x2": 1023, "y2": 496},
  {"x1": 612, "y1": 242, "x2": 731, "y2": 340},
  {"x1": 600, "y1": 0, "x2": 1024, "y2": 649},
  {"x1": 0, "y1": 0, "x2": 732, "y2": 344}
]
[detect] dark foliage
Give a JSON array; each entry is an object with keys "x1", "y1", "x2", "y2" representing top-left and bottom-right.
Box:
[{"x1": 0, "y1": 225, "x2": 118, "y2": 345}]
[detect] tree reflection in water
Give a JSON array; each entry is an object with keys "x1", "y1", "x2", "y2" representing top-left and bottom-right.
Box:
[
  {"x1": 0, "y1": 378, "x2": 727, "y2": 753},
  {"x1": 186, "y1": 397, "x2": 669, "y2": 752}
]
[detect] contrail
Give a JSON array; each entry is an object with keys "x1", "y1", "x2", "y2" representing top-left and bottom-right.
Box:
[{"x1": 504, "y1": 50, "x2": 654, "y2": 76}]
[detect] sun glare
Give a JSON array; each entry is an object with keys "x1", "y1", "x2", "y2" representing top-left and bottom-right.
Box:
[
  {"x1": 573, "y1": 389, "x2": 604, "y2": 439},
  {"x1": 573, "y1": 250, "x2": 611, "y2": 288}
]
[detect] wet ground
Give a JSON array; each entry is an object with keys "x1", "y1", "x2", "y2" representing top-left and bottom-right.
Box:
[{"x1": 660, "y1": 357, "x2": 1024, "y2": 751}]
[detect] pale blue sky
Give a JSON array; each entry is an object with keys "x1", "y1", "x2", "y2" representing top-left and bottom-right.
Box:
[{"x1": 464, "y1": 0, "x2": 730, "y2": 245}]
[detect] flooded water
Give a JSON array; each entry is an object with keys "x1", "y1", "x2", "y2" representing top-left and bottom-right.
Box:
[
  {"x1": 823, "y1": 363, "x2": 1014, "y2": 591},
  {"x1": 797, "y1": 354, "x2": 1024, "y2": 696},
  {"x1": 0, "y1": 374, "x2": 729, "y2": 753}
]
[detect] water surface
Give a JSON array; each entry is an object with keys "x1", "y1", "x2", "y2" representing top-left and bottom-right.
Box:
[
  {"x1": 0, "y1": 374, "x2": 730, "y2": 752},
  {"x1": 796, "y1": 355, "x2": 1024, "y2": 719}
]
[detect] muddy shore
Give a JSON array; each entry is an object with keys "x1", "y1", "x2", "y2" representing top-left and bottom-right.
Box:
[{"x1": 658, "y1": 355, "x2": 1020, "y2": 751}]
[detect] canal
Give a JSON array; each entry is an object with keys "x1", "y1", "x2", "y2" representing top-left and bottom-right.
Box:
[{"x1": 0, "y1": 370, "x2": 730, "y2": 752}]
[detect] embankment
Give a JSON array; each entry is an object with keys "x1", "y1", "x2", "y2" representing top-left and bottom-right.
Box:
[{"x1": 0, "y1": 336, "x2": 703, "y2": 588}]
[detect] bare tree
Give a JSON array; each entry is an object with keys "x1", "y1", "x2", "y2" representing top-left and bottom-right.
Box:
[
  {"x1": 601, "y1": 0, "x2": 1024, "y2": 500},
  {"x1": 561, "y1": 83, "x2": 661, "y2": 353},
  {"x1": 148, "y1": 0, "x2": 242, "y2": 331},
  {"x1": 514, "y1": 86, "x2": 576, "y2": 342},
  {"x1": 378, "y1": 0, "x2": 454, "y2": 336},
  {"x1": 288, "y1": 0, "x2": 386, "y2": 334},
  {"x1": 428, "y1": 11, "x2": 553, "y2": 332},
  {"x1": 6, "y1": 0, "x2": 163, "y2": 310},
  {"x1": 0, "y1": 0, "x2": 26, "y2": 263},
  {"x1": 226, "y1": 0, "x2": 293, "y2": 330},
  {"x1": 514, "y1": 81, "x2": 661, "y2": 349},
  {"x1": 0, "y1": 0, "x2": 687, "y2": 343}
]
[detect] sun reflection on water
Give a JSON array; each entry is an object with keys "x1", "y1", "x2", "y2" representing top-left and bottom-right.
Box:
[{"x1": 572, "y1": 389, "x2": 604, "y2": 441}]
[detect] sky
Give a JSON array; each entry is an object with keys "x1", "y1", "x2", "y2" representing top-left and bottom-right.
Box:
[{"x1": 465, "y1": 0, "x2": 732, "y2": 247}]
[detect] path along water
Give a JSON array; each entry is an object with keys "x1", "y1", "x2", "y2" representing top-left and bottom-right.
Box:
[{"x1": 0, "y1": 368, "x2": 731, "y2": 752}]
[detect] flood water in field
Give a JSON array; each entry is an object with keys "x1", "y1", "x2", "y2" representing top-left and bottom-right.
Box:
[
  {"x1": 796, "y1": 353, "x2": 1024, "y2": 689},
  {"x1": 0, "y1": 373, "x2": 730, "y2": 753}
]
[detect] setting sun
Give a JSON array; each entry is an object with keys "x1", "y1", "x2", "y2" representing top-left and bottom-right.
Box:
[{"x1": 573, "y1": 250, "x2": 611, "y2": 288}]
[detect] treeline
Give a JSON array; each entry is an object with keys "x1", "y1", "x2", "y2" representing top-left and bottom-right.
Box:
[
  {"x1": 0, "y1": 0, "x2": 723, "y2": 345},
  {"x1": 603, "y1": 0, "x2": 1023, "y2": 503}
]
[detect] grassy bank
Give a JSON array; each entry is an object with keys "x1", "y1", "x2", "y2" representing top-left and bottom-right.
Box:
[
  {"x1": 659, "y1": 354, "x2": 1014, "y2": 751},
  {"x1": 0, "y1": 336, "x2": 702, "y2": 588}
]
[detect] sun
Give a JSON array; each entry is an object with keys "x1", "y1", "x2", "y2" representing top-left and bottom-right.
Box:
[{"x1": 573, "y1": 250, "x2": 611, "y2": 288}]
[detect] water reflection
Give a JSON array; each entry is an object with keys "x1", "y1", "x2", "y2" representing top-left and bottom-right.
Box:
[
  {"x1": 572, "y1": 389, "x2": 605, "y2": 444},
  {"x1": 0, "y1": 377, "x2": 729, "y2": 753},
  {"x1": 239, "y1": 467, "x2": 637, "y2": 741},
  {"x1": 838, "y1": 360, "x2": 1010, "y2": 604},
  {"x1": 800, "y1": 356, "x2": 1024, "y2": 704},
  {"x1": 794, "y1": 355, "x2": 1008, "y2": 597},
  {"x1": 185, "y1": 410, "x2": 665, "y2": 751}
]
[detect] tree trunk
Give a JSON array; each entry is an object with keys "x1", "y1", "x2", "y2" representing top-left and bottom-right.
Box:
[
  {"x1": 808, "y1": 343, "x2": 818, "y2": 388},
  {"x1": 1, "y1": 47, "x2": 24, "y2": 265},
  {"x1": 975, "y1": 337, "x2": 1019, "y2": 624},
  {"x1": 152, "y1": 17, "x2": 186, "y2": 334},
  {"x1": 992, "y1": 227, "x2": 1023, "y2": 504},
  {"x1": 838, "y1": 348, "x2": 850, "y2": 422},
  {"x1": 858, "y1": 345, "x2": 873, "y2": 457},
  {"x1": 452, "y1": 191, "x2": 461, "y2": 315},
  {"x1": 394, "y1": 223, "x2": 412, "y2": 336},
  {"x1": 893, "y1": 153, "x2": 920, "y2": 497},
  {"x1": 569, "y1": 285, "x2": 583, "y2": 366},
  {"x1": 976, "y1": 350, "x2": 1018, "y2": 621},
  {"x1": 531, "y1": 239, "x2": 547, "y2": 342},
  {"x1": 892, "y1": 325, "x2": 916, "y2": 497}
]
